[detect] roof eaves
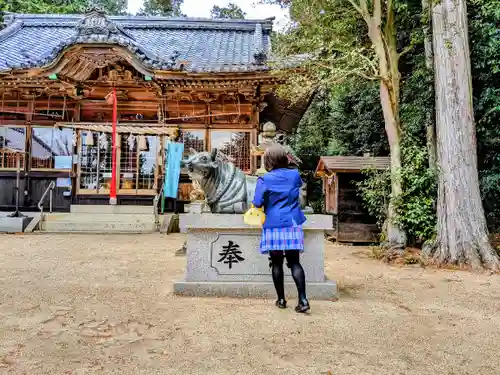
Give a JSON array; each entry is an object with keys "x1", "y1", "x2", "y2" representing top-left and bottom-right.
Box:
[
  {"x1": 314, "y1": 158, "x2": 327, "y2": 177},
  {"x1": 0, "y1": 11, "x2": 276, "y2": 74},
  {"x1": 319, "y1": 156, "x2": 391, "y2": 172}
]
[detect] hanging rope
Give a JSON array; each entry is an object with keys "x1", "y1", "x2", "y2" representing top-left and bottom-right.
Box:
[
  {"x1": 176, "y1": 96, "x2": 180, "y2": 119},
  {"x1": 0, "y1": 91, "x2": 4, "y2": 121},
  {"x1": 46, "y1": 93, "x2": 51, "y2": 117},
  {"x1": 16, "y1": 91, "x2": 20, "y2": 115},
  {"x1": 61, "y1": 95, "x2": 67, "y2": 119},
  {"x1": 0, "y1": 91, "x2": 4, "y2": 126},
  {"x1": 237, "y1": 92, "x2": 241, "y2": 118},
  {"x1": 30, "y1": 95, "x2": 35, "y2": 118}
]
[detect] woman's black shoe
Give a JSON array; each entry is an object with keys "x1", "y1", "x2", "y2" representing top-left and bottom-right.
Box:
[
  {"x1": 276, "y1": 299, "x2": 287, "y2": 309},
  {"x1": 295, "y1": 299, "x2": 310, "y2": 313}
]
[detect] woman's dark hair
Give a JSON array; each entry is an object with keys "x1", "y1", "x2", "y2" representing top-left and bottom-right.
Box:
[{"x1": 264, "y1": 144, "x2": 289, "y2": 171}]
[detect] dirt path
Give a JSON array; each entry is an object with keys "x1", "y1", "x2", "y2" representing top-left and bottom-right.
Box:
[{"x1": 0, "y1": 233, "x2": 499, "y2": 375}]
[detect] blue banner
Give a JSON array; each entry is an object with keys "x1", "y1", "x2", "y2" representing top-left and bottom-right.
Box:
[{"x1": 164, "y1": 141, "x2": 184, "y2": 199}]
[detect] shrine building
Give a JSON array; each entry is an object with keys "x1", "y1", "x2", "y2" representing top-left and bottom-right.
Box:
[{"x1": 0, "y1": 8, "x2": 310, "y2": 213}]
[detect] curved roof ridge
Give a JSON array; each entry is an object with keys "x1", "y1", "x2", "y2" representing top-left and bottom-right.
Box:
[
  {"x1": 0, "y1": 20, "x2": 23, "y2": 42},
  {"x1": 3, "y1": 13, "x2": 275, "y2": 31}
]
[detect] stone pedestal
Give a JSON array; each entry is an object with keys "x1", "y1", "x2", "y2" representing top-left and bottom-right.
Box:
[
  {"x1": 174, "y1": 214, "x2": 337, "y2": 300},
  {"x1": 0, "y1": 216, "x2": 32, "y2": 233}
]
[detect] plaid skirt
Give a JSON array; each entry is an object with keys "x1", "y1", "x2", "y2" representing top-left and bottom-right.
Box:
[{"x1": 259, "y1": 224, "x2": 305, "y2": 254}]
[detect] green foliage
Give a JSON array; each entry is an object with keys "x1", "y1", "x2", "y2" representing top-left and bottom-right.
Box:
[
  {"x1": 399, "y1": 62, "x2": 434, "y2": 139},
  {"x1": 210, "y1": 3, "x2": 246, "y2": 19},
  {"x1": 1, "y1": 0, "x2": 128, "y2": 15},
  {"x1": 94, "y1": 0, "x2": 127, "y2": 15},
  {"x1": 0, "y1": 0, "x2": 127, "y2": 15},
  {"x1": 290, "y1": 80, "x2": 390, "y2": 163},
  {"x1": 469, "y1": 0, "x2": 500, "y2": 231},
  {"x1": 355, "y1": 38, "x2": 437, "y2": 244},
  {"x1": 393, "y1": 140, "x2": 437, "y2": 242},
  {"x1": 276, "y1": 0, "x2": 500, "y2": 239},
  {"x1": 289, "y1": 92, "x2": 338, "y2": 170},
  {"x1": 137, "y1": 0, "x2": 184, "y2": 16},
  {"x1": 355, "y1": 167, "x2": 390, "y2": 229},
  {"x1": 2, "y1": 0, "x2": 83, "y2": 14},
  {"x1": 357, "y1": 139, "x2": 437, "y2": 244},
  {"x1": 289, "y1": 92, "x2": 338, "y2": 210},
  {"x1": 269, "y1": 0, "x2": 372, "y2": 100},
  {"x1": 328, "y1": 81, "x2": 388, "y2": 156}
]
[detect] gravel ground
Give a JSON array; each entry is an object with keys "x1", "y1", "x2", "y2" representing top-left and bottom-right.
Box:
[{"x1": 0, "y1": 233, "x2": 499, "y2": 375}]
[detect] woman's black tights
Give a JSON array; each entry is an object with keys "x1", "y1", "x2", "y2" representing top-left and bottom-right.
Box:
[{"x1": 269, "y1": 250, "x2": 307, "y2": 302}]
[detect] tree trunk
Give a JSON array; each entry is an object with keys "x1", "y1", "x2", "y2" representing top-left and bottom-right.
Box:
[
  {"x1": 422, "y1": 0, "x2": 437, "y2": 169},
  {"x1": 425, "y1": 0, "x2": 499, "y2": 270},
  {"x1": 380, "y1": 80, "x2": 407, "y2": 249},
  {"x1": 366, "y1": 0, "x2": 407, "y2": 250}
]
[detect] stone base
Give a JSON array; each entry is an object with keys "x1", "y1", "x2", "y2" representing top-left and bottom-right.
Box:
[
  {"x1": 42, "y1": 213, "x2": 156, "y2": 233},
  {"x1": 0, "y1": 216, "x2": 32, "y2": 233},
  {"x1": 177, "y1": 213, "x2": 336, "y2": 300},
  {"x1": 173, "y1": 280, "x2": 337, "y2": 300}
]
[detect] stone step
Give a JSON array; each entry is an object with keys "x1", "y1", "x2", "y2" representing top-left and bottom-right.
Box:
[
  {"x1": 42, "y1": 220, "x2": 157, "y2": 233},
  {"x1": 44, "y1": 213, "x2": 154, "y2": 222},
  {"x1": 0, "y1": 216, "x2": 33, "y2": 233},
  {"x1": 70, "y1": 205, "x2": 154, "y2": 215},
  {"x1": 24, "y1": 213, "x2": 42, "y2": 232},
  {"x1": 160, "y1": 214, "x2": 179, "y2": 234},
  {"x1": 41, "y1": 212, "x2": 157, "y2": 233}
]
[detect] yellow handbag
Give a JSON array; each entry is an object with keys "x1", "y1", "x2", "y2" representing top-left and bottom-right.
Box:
[{"x1": 243, "y1": 204, "x2": 266, "y2": 227}]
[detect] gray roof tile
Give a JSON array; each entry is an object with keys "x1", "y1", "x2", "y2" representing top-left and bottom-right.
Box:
[{"x1": 0, "y1": 10, "x2": 273, "y2": 74}]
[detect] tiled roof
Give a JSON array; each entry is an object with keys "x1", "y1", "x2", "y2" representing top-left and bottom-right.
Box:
[
  {"x1": 0, "y1": 9, "x2": 274, "y2": 74},
  {"x1": 315, "y1": 156, "x2": 391, "y2": 175}
]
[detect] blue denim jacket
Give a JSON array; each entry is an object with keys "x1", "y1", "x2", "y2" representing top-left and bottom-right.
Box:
[{"x1": 252, "y1": 168, "x2": 307, "y2": 229}]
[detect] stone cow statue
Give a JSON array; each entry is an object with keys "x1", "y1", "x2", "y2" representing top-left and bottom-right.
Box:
[{"x1": 181, "y1": 148, "x2": 308, "y2": 214}]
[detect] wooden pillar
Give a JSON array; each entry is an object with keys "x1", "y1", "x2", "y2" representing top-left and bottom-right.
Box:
[
  {"x1": 23, "y1": 94, "x2": 34, "y2": 208},
  {"x1": 72, "y1": 103, "x2": 81, "y2": 203},
  {"x1": 205, "y1": 101, "x2": 211, "y2": 151},
  {"x1": 251, "y1": 101, "x2": 260, "y2": 174},
  {"x1": 109, "y1": 88, "x2": 118, "y2": 205},
  {"x1": 334, "y1": 173, "x2": 340, "y2": 242},
  {"x1": 323, "y1": 176, "x2": 328, "y2": 212}
]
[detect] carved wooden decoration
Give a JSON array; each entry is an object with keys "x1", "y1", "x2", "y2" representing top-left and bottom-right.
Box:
[
  {"x1": 79, "y1": 53, "x2": 122, "y2": 70},
  {"x1": 76, "y1": 7, "x2": 131, "y2": 40}
]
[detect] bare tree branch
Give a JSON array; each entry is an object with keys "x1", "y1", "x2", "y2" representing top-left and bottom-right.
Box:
[
  {"x1": 346, "y1": 0, "x2": 362, "y2": 15},
  {"x1": 359, "y1": 0, "x2": 369, "y2": 16},
  {"x1": 354, "y1": 70, "x2": 381, "y2": 81},
  {"x1": 347, "y1": 0, "x2": 369, "y2": 22},
  {"x1": 373, "y1": 0, "x2": 382, "y2": 25},
  {"x1": 356, "y1": 50, "x2": 379, "y2": 75},
  {"x1": 398, "y1": 44, "x2": 415, "y2": 60},
  {"x1": 314, "y1": 61, "x2": 381, "y2": 81}
]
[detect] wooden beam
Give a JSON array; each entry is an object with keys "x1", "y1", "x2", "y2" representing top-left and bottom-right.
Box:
[{"x1": 334, "y1": 173, "x2": 339, "y2": 215}]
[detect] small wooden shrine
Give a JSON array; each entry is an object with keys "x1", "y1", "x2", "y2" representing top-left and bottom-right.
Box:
[
  {"x1": 315, "y1": 155, "x2": 390, "y2": 242},
  {"x1": 0, "y1": 9, "x2": 309, "y2": 212}
]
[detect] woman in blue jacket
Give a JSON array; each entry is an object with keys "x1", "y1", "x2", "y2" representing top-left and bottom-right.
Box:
[{"x1": 252, "y1": 145, "x2": 310, "y2": 313}]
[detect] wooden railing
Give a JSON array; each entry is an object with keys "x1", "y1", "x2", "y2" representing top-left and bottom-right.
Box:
[
  {"x1": 0, "y1": 150, "x2": 25, "y2": 169},
  {"x1": 153, "y1": 177, "x2": 165, "y2": 231},
  {"x1": 38, "y1": 181, "x2": 56, "y2": 216}
]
